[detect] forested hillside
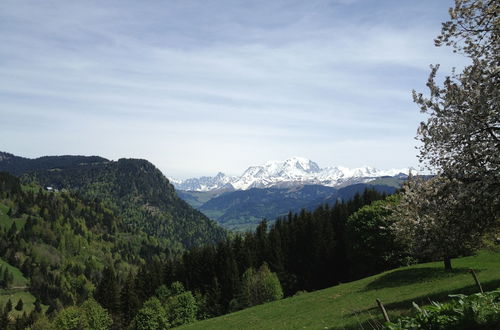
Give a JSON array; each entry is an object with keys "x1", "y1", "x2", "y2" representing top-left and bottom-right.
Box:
[
  {"x1": 0, "y1": 172, "x2": 401, "y2": 328},
  {"x1": 0, "y1": 153, "x2": 227, "y2": 250},
  {"x1": 0, "y1": 152, "x2": 108, "y2": 176},
  {"x1": 0, "y1": 172, "x2": 169, "y2": 327}
]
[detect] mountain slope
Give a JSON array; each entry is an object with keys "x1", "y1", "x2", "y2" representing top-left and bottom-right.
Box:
[
  {"x1": 0, "y1": 152, "x2": 226, "y2": 249},
  {"x1": 0, "y1": 171, "x2": 150, "y2": 308}
]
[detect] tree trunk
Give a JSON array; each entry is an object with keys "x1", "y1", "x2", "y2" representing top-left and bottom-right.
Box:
[{"x1": 444, "y1": 256, "x2": 452, "y2": 270}]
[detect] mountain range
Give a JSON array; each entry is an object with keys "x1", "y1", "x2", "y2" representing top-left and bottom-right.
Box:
[
  {"x1": 171, "y1": 157, "x2": 414, "y2": 231},
  {"x1": 0, "y1": 152, "x2": 412, "y2": 233},
  {"x1": 170, "y1": 157, "x2": 413, "y2": 192}
]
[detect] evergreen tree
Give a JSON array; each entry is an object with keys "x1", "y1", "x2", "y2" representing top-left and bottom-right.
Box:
[
  {"x1": 15, "y1": 298, "x2": 23, "y2": 311},
  {"x1": 94, "y1": 267, "x2": 120, "y2": 314},
  {"x1": 0, "y1": 267, "x2": 4, "y2": 288},
  {"x1": 0, "y1": 308, "x2": 9, "y2": 330},
  {"x1": 205, "y1": 277, "x2": 223, "y2": 316},
  {"x1": 120, "y1": 273, "x2": 140, "y2": 325},
  {"x1": 7, "y1": 222, "x2": 17, "y2": 238},
  {"x1": 34, "y1": 299, "x2": 42, "y2": 313},
  {"x1": 14, "y1": 311, "x2": 28, "y2": 330}
]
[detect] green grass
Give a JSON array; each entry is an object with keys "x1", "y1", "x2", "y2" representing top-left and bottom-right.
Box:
[
  {"x1": 0, "y1": 258, "x2": 43, "y2": 317},
  {"x1": 0, "y1": 289, "x2": 37, "y2": 317},
  {"x1": 179, "y1": 249, "x2": 500, "y2": 329},
  {"x1": 0, "y1": 202, "x2": 26, "y2": 230},
  {"x1": 0, "y1": 258, "x2": 29, "y2": 287},
  {"x1": 0, "y1": 203, "x2": 11, "y2": 228}
]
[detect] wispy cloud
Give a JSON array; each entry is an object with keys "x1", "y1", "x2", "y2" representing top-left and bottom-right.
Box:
[{"x1": 0, "y1": 0, "x2": 464, "y2": 177}]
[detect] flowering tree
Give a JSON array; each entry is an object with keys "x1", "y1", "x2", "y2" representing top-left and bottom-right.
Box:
[{"x1": 396, "y1": 0, "x2": 499, "y2": 269}]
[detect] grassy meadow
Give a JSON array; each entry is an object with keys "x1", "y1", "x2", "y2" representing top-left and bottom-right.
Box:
[{"x1": 179, "y1": 249, "x2": 500, "y2": 329}]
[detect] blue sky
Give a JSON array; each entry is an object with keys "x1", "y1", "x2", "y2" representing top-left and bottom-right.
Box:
[{"x1": 0, "y1": 0, "x2": 467, "y2": 178}]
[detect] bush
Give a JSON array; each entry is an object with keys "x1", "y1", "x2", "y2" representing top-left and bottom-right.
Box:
[
  {"x1": 239, "y1": 263, "x2": 284, "y2": 308},
  {"x1": 385, "y1": 289, "x2": 500, "y2": 329}
]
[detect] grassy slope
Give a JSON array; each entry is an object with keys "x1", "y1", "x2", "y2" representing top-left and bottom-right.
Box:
[
  {"x1": 0, "y1": 258, "x2": 29, "y2": 287},
  {"x1": 179, "y1": 249, "x2": 500, "y2": 329},
  {"x1": 0, "y1": 205, "x2": 43, "y2": 317},
  {"x1": 0, "y1": 258, "x2": 39, "y2": 317},
  {"x1": 0, "y1": 203, "x2": 27, "y2": 230}
]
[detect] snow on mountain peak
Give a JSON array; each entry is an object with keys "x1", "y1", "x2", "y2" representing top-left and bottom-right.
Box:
[{"x1": 171, "y1": 158, "x2": 413, "y2": 191}]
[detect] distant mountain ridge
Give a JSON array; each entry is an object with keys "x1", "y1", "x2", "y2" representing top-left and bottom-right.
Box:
[
  {"x1": 0, "y1": 151, "x2": 109, "y2": 176},
  {"x1": 171, "y1": 157, "x2": 414, "y2": 191}
]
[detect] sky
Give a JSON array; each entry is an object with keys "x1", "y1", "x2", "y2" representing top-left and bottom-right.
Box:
[{"x1": 0, "y1": 0, "x2": 468, "y2": 179}]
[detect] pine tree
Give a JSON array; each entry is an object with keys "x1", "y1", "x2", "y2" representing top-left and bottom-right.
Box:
[
  {"x1": 34, "y1": 299, "x2": 42, "y2": 313},
  {"x1": 0, "y1": 266, "x2": 5, "y2": 288},
  {"x1": 120, "y1": 273, "x2": 139, "y2": 325},
  {"x1": 0, "y1": 308, "x2": 9, "y2": 330},
  {"x1": 5, "y1": 298, "x2": 12, "y2": 312},
  {"x1": 94, "y1": 267, "x2": 120, "y2": 314},
  {"x1": 7, "y1": 223, "x2": 17, "y2": 238},
  {"x1": 15, "y1": 298, "x2": 23, "y2": 311}
]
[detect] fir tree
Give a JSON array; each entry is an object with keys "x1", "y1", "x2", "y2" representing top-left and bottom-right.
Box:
[
  {"x1": 94, "y1": 267, "x2": 120, "y2": 314},
  {"x1": 34, "y1": 299, "x2": 42, "y2": 313},
  {"x1": 15, "y1": 298, "x2": 23, "y2": 311}
]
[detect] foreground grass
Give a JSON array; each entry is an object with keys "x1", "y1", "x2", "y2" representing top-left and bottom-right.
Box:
[{"x1": 179, "y1": 249, "x2": 500, "y2": 329}]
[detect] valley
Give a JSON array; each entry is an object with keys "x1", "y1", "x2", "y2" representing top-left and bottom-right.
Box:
[{"x1": 174, "y1": 157, "x2": 405, "y2": 231}]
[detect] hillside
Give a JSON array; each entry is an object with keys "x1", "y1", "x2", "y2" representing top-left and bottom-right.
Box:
[
  {"x1": 195, "y1": 183, "x2": 396, "y2": 231},
  {"x1": 0, "y1": 257, "x2": 41, "y2": 318},
  {"x1": 179, "y1": 249, "x2": 500, "y2": 329},
  {"x1": 0, "y1": 171, "x2": 167, "y2": 310},
  {"x1": 0, "y1": 152, "x2": 227, "y2": 249}
]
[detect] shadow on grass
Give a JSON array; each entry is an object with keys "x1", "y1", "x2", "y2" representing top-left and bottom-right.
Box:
[
  {"x1": 363, "y1": 267, "x2": 471, "y2": 291},
  {"x1": 342, "y1": 279, "x2": 500, "y2": 330}
]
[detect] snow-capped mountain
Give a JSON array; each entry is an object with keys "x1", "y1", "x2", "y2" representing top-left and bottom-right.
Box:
[
  {"x1": 171, "y1": 157, "x2": 414, "y2": 191},
  {"x1": 169, "y1": 172, "x2": 235, "y2": 192}
]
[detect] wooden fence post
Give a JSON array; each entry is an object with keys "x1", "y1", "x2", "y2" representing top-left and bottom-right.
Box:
[
  {"x1": 376, "y1": 298, "x2": 390, "y2": 323},
  {"x1": 469, "y1": 269, "x2": 483, "y2": 293}
]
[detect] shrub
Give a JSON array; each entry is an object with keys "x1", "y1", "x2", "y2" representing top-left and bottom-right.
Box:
[{"x1": 385, "y1": 289, "x2": 500, "y2": 329}]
